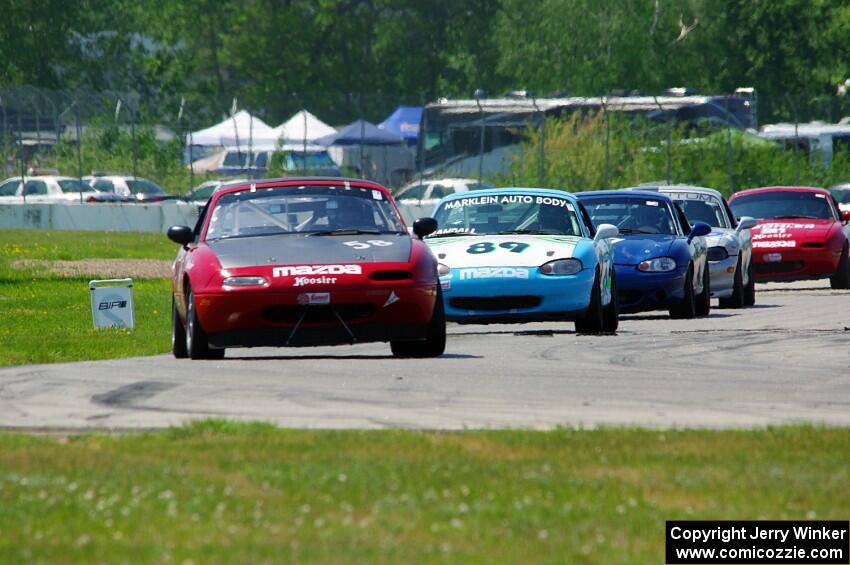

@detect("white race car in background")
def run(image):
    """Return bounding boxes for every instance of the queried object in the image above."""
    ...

[642,185,757,308]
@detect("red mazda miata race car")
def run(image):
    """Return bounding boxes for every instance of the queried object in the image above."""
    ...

[728,186,850,287]
[167,178,445,359]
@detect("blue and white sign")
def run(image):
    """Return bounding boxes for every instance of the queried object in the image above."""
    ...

[90,278,135,329]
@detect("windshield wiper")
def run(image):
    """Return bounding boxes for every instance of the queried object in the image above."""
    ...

[617,227,659,234]
[308,228,383,236]
[427,232,480,238]
[772,215,820,220]
[497,229,566,235]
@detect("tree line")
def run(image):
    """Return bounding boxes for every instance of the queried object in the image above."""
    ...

[2,0,849,126]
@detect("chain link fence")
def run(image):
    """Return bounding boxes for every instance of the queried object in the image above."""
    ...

[3,85,850,200]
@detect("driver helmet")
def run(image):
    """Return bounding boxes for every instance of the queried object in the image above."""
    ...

[327,198,375,229]
[538,204,570,232]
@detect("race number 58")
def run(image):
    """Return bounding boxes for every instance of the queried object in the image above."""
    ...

[343,240,394,250]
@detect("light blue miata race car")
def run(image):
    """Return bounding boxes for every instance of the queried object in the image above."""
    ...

[424,188,621,333]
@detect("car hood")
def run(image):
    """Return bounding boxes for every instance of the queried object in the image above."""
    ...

[207,233,412,268]
[611,234,675,265]
[426,234,584,267]
[750,219,835,246]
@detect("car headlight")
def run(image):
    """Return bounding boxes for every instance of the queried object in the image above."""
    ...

[437,263,450,276]
[539,258,582,275]
[707,246,729,262]
[222,276,268,287]
[637,257,677,272]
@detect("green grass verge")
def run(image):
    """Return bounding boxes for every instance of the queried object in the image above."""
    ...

[0,423,847,563]
[0,277,171,365]
[0,229,176,262]
[0,229,175,366]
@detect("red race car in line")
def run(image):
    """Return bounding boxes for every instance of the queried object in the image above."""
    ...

[728,186,850,288]
[167,178,445,359]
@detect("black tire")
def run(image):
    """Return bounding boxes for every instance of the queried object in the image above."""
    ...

[718,257,745,309]
[185,286,225,360]
[575,270,604,334]
[743,260,756,307]
[829,243,850,289]
[172,297,188,359]
[669,264,697,319]
[391,286,446,357]
[602,269,619,333]
[695,263,711,317]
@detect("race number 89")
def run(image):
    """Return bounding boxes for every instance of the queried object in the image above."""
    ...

[466,241,529,254]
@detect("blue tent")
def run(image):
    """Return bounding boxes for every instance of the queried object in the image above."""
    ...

[378,106,422,146]
[314,120,403,146]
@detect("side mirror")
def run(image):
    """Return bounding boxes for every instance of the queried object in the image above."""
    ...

[594,223,619,241]
[412,217,438,239]
[689,222,712,240]
[736,216,757,232]
[167,225,194,245]
[842,209,850,223]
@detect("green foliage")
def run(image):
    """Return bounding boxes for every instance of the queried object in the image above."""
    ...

[509,113,850,195]
[45,123,214,195]
[5,0,849,126]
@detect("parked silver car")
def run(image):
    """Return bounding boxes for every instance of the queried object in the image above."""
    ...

[640,185,757,308]
[182,179,248,211]
[85,174,177,202]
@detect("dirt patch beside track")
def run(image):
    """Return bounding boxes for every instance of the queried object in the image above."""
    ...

[12,259,172,279]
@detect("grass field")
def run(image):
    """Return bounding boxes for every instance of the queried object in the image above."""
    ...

[0,229,175,366]
[0,422,847,563]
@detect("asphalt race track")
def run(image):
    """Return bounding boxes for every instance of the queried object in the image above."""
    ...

[1,280,848,431]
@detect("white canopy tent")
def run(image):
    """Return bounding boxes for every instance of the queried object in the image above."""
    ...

[271,110,336,144]
[187,110,278,146]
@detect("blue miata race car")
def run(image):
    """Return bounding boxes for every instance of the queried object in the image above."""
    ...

[425,188,621,333]
[577,190,712,318]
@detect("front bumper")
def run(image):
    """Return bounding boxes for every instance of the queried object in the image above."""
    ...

[440,266,595,323]
[751,247,840,282]
[195,283,437,348]
[615,264,688,313]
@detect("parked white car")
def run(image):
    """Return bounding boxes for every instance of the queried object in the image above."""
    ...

[642,184,758,308]
[829,184,850,214]
[394,178,494,223]
[0,175,123,203]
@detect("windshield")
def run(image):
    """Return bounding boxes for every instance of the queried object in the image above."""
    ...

[583,197,678,235]
[430,193,583,237]
[58,179,94,193]
[223,151,247,167]
[283,151,336,171]
[668,193,729,228]
[126,179,165,195]
[206,185,406,240]
[0,179,20,196]
[730,191,835,220]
